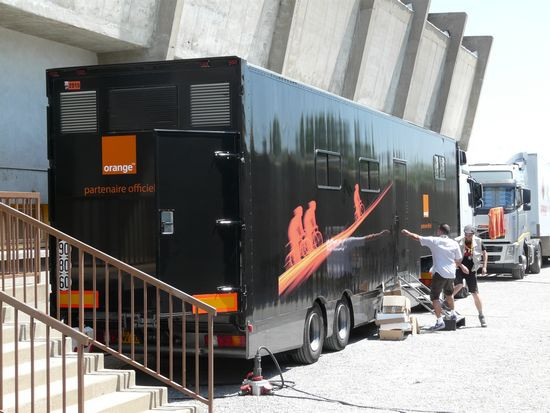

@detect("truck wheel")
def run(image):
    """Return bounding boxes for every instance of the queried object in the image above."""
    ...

[529,245,542,274]
[511,264,525,279]
[292,303,325,364]
[324,299,351,351]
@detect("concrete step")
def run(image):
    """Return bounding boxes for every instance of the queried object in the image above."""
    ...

[2,367,145,412]
[2,352,103,394]
[51,385,170,413]
[1,337,69,367]
[1,279,50,315]
[143,405,201,413]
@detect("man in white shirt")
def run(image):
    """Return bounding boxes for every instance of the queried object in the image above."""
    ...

[401,224,469,330]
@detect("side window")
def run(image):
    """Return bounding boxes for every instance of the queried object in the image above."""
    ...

[433,155,446,180]
[316,150,342,190]
[359,157,380,192]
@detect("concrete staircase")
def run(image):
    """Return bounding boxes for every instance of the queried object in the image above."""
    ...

[1,273,198,413]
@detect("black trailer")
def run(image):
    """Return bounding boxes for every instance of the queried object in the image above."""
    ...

[47,57,460,361]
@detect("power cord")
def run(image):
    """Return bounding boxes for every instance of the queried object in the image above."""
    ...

[254,346,448,412]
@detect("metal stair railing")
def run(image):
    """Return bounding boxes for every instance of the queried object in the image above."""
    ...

[0,289,91,413]
[0,199,217,412]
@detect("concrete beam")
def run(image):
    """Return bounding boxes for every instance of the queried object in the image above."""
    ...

[341,0,375,100]
[459,36,493,150]
[391,0,430,118]
[266,0,296,73]
[99,0,180,64]
[427,12,467,134]
[0,0,159,52]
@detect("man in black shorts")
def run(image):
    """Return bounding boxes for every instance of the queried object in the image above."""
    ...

[453,225,488,327]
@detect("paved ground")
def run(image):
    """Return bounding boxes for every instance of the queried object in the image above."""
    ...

[159,265,550,412]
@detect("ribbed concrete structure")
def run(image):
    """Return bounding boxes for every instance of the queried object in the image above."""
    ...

[0,0,492,202]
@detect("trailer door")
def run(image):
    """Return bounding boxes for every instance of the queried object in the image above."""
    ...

[155,130,241,294]
[393,159,409,276]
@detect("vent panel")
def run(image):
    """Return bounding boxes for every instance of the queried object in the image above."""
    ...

[108,86,178,131]
[190,83,231,127]
[60,91,97,133]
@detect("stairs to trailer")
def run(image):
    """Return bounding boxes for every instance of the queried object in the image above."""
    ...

[1,193,213,412]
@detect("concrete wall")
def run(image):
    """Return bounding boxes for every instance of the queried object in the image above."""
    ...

[347,0,412,112]
[403,22,448,129]
[440,46,477,139]
[0,0,159,52]
[281,0,359,95]
[173,0,280,67]
[0,26,97,201]
[0,0,492,200]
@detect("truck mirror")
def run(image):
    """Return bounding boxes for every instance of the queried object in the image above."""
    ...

[459,150,467,166]
[522,188,531,204]
[473,182,483,208]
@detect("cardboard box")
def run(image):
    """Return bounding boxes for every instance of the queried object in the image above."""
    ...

[379,329,405,341]
[375,312,410,325]
[383,288,402,296]
[410,316,419,335]
[379,322,412,331]
[382,295,411,313]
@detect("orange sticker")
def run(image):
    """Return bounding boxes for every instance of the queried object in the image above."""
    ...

[422,194,429,218]
[102,135,137,175]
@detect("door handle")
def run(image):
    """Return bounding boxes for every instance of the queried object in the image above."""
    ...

[160,210,174,235]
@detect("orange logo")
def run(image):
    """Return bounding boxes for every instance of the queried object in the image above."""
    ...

[102,135,137,175]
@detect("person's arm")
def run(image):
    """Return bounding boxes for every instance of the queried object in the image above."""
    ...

[401,229,421,242]
[481,250,488,275]
[455,259,469,274]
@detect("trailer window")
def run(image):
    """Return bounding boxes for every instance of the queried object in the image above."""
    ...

[316,150,341,190]
[433,155,446,180]
[359,158,380,192]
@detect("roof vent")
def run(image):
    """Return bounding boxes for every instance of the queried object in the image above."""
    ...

[60,91,97,133]
[190,83,231,127]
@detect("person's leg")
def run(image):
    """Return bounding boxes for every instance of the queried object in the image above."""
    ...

[472,292,483,314]
[432,298,442,319]
[443,279,455,312]
[430,274,444,322]
[452,283,463,297]
[453,268,464,297]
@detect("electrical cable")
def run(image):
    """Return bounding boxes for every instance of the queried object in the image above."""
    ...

[254,345,450,412]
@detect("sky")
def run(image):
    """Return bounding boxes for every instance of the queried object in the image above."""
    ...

[429,0,550,164]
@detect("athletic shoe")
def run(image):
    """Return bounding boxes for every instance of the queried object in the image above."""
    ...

[432,320,445,331]
[450,313,458,321]
[479,315,487,328]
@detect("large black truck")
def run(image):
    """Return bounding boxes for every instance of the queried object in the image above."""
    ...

[47,57,461,362]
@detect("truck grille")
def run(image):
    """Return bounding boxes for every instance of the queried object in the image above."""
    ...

[487,255,499,262]
[190,83,231,127]
[60,91,97,133]
[485,245,503,253]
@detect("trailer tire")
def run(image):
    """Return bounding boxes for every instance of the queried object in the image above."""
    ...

[292,304,325,364]
[529,244,542,274]
[324,299,351,351]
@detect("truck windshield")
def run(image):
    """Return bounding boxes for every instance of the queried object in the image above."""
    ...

[481,187,515,209]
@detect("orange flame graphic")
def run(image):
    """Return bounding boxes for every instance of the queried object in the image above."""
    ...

[278,182,393,296]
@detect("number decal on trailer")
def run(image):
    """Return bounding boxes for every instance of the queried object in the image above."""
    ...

[58,240,70,291]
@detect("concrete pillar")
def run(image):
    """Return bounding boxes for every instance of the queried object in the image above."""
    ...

[98,0,179,64]
[341,0,375,100]
[427,12,467,134]
[459,36,493,150]
[267,0,296,73]
[391,0,430,118]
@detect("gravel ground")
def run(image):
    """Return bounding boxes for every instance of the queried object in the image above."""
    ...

[164,265,550,412]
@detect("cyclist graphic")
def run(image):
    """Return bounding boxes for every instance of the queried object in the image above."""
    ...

[354,184,365,221]
[304,200,323,251]
[286,206,307,269]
